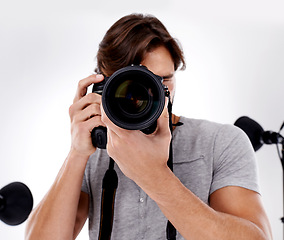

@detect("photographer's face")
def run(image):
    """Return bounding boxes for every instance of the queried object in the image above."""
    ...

[141,46,176,101]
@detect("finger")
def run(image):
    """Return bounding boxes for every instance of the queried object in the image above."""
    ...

[105,125,116,150]
[73,74,104,103]
[84,115,106,133]
[156,98,171,137]
[70,93,101,118]
[73,103,102,123]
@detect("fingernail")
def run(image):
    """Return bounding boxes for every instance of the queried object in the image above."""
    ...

[96,74,104,80]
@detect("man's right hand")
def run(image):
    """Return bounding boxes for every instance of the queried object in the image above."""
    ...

[69,74,105,157]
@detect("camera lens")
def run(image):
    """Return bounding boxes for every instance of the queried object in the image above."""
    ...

[115,80,153,118]
[102,65,165,131]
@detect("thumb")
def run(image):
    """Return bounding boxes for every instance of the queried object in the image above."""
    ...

[156,98,171,137]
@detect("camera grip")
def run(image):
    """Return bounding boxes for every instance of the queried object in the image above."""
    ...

[91,126,107,149]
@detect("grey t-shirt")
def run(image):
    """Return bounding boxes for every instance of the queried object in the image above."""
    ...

[81,116,259,239]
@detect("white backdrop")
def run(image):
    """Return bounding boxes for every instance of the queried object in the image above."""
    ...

[0,0,283,239]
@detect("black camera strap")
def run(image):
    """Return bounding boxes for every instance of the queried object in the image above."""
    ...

[98,157,118,240]
[98,94,177,240]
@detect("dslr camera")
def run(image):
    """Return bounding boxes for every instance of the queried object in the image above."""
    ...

[91,65,168,149]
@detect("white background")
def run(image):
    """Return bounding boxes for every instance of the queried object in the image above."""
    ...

[0,0,283,239]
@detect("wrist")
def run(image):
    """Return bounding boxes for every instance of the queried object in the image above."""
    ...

[70,145,94,157]
[67,148,91,168]
[136,165,175,200]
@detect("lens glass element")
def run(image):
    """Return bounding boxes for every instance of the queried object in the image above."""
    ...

[102,66,165,130]
[115,80,153,118]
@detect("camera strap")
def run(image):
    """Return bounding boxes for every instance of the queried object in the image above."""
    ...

[98,94,177,240]
[98,157,118,240]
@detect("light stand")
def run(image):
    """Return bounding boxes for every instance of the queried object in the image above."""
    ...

[280,142,284,229]
[276,126,284,232]
[234,116,284,239]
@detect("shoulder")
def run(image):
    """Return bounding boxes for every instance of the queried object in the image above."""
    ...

[175,116,249,146]
[173,116,256,170]
[177,116,250,142]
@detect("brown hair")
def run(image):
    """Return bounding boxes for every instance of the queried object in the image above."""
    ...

[95,13,186,76]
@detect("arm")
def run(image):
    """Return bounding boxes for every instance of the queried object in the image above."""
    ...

[25,151,89,240]
[25,74,105,240]
[210,186,273,239]
[142,169,272,240]
[74,191,89,239]
[101,108,272,240]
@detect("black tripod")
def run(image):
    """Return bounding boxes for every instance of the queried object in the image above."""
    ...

[278,140,284,237]
[273,122,284,239]
[234,117,284,239]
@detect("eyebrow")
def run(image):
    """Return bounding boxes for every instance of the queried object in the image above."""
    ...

[162,73,174,79]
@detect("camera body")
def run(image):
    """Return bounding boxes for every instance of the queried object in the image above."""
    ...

[91,65,167,149]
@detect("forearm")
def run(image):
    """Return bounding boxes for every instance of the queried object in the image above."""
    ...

[139,167,269,240]
[25,150,89,240]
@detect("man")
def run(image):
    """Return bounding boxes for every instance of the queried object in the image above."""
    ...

[25,14,272,240]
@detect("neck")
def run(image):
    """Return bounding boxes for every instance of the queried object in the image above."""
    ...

[172,114,180,131]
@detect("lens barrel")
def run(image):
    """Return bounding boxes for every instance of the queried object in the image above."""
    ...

[98,65,165,131]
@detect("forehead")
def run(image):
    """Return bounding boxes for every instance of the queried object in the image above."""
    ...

[141,46,175,77]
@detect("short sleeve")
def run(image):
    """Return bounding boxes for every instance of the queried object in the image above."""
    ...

[210,124,260,195]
